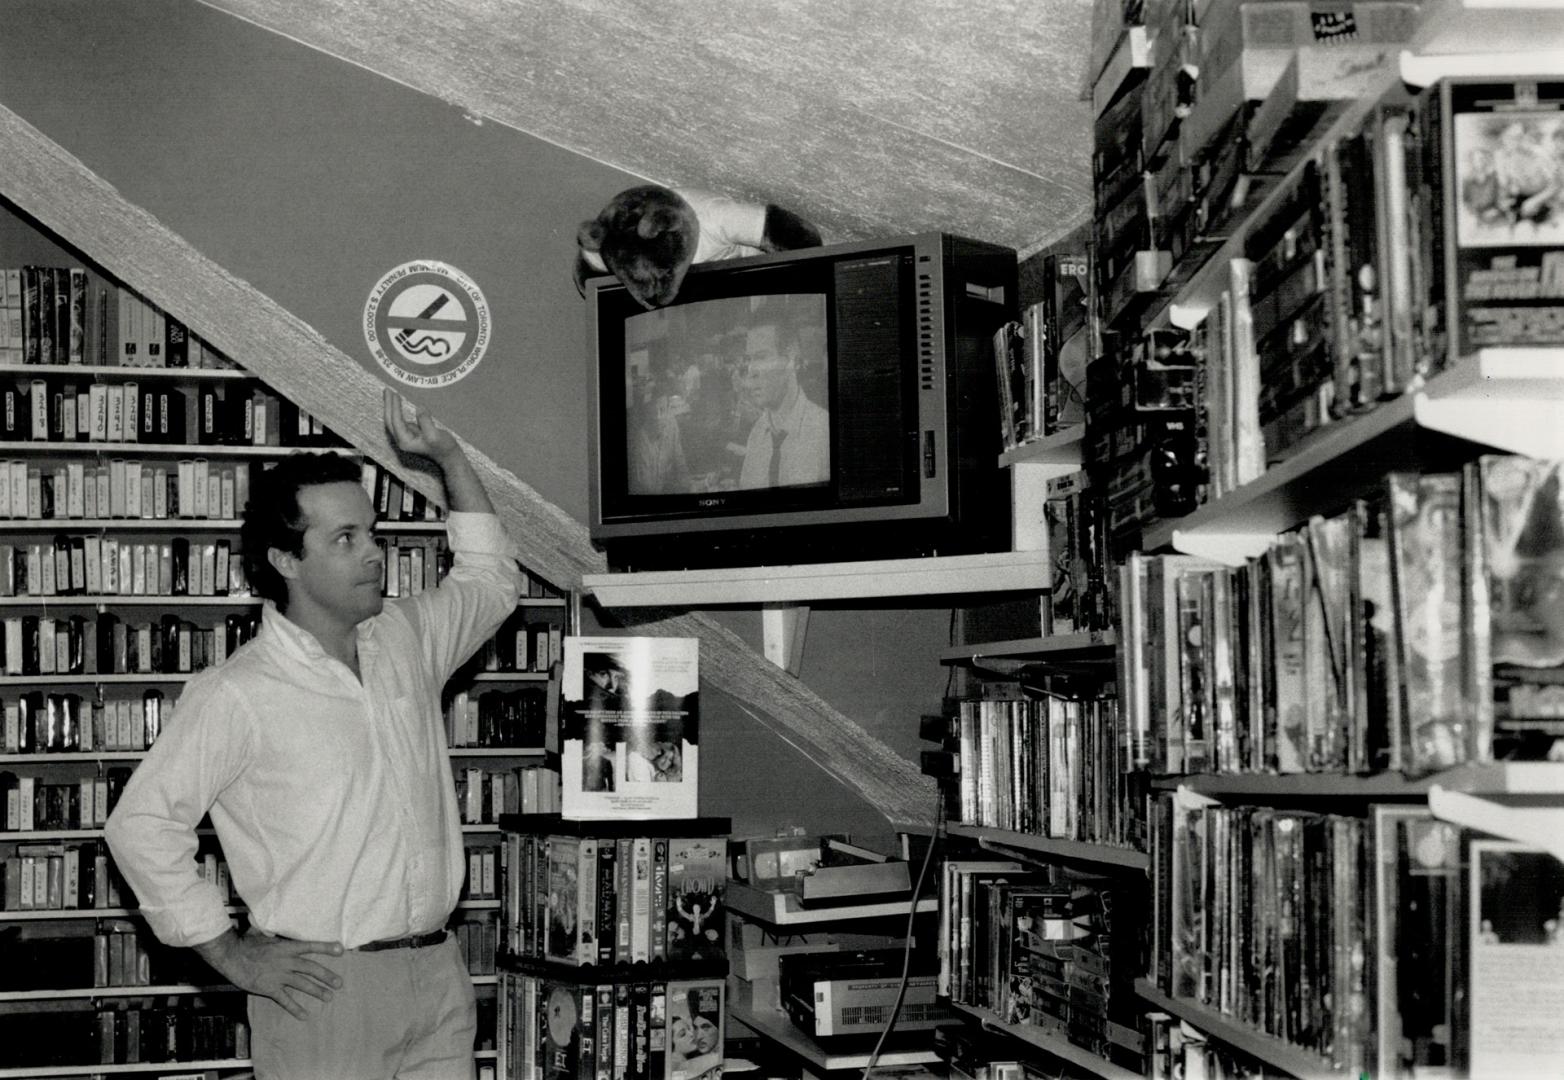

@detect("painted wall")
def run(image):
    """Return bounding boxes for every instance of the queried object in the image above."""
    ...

[0,0,959,839]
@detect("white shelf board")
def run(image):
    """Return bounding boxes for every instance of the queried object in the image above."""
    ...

[0,673,195,685]
[939,630,1117,664]
[0,905,246,922]
[728,1000,941,1070]
[0,750,148,763]
[584,550,1048,607]
[0,982,237,1002]
[1145,351,1564,564]
[1412,348,1564,460]
[0,1059,252,1078]
[1135,980,1348,1079]
[949,1002,1143,1080]
[726,880,936,926]
[0,362,251,382]
[999,426,1084,469]
[0,594,258,607]
[947,824,1149,872]
[0,907,139,921]
[447,746,546,758]
[0,518,243,531]
[0,440,309,458]
[1401,49,1564,86]
[1151,761,1564,798]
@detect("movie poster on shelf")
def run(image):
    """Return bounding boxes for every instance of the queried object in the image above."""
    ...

[665,978,724,1080]
[1444,80,1564,353]
[561,636,699,820]
[1467,838,1564,1077]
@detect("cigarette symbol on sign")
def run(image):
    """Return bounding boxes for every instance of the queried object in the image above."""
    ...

[394,293,454,357]
[367,261,489,388]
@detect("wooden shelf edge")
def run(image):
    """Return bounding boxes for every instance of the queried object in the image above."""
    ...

[1134,980,1349,1079]
[948,1002,1143,1080]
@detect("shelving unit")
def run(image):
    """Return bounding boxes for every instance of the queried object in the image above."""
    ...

[0,1059,252,1078]
[494,815,731,1080]
[727,998,943,1073]
[1152,762,1564,799]
[0,984,237,1003]
[948,1002,1144,1080]
[725,874,944,1075]
[1143,351,1564,563]
[582,549,1050,608]
[938,629,1116,665]
[946,824,1149,873]
[725,879,937,926]
[0,218,568,1078]
[1134,981,1349,1080]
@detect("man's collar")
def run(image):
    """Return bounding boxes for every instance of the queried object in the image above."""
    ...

[260,601,378,665]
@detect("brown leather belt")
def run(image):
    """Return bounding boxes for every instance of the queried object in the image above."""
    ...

[357,929,448,952]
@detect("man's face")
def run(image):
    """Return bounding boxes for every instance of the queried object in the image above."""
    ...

[739,325,794,412]
[276,481,384,625]
[692,1015,719,1054]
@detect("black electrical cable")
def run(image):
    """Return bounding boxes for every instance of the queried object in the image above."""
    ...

[860,785,947,1079]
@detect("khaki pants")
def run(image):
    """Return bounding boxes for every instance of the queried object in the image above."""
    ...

[248,934,476,1080]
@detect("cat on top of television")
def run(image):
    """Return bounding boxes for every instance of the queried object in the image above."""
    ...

[574,185,822,309]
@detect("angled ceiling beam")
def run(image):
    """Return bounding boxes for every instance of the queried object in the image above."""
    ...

[0,102,937,826]
[202,0,1094,256]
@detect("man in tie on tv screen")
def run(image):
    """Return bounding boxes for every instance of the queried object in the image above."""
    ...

[105,389,522,1079]
[736,318,830,489]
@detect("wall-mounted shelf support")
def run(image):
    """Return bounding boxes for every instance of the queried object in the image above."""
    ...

[761,603,809,675]
[1002,426,1084,554]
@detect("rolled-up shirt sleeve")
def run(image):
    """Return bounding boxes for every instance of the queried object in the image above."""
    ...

[104,675,252,948]
[403,510,525,684]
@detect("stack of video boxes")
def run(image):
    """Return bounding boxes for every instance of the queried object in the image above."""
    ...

[1085,326,1206,556]
[1085,0,1426,529]
[1167,0,1421,278]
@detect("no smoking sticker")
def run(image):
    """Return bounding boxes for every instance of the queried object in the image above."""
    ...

[364,261,490,388]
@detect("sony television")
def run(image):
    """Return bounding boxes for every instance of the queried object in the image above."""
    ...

[585,232,1018,571]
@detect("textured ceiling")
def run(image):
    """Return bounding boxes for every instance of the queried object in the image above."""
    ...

[203,0,1096,257]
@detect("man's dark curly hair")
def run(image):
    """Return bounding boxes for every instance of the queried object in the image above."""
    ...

[241,452,365,611]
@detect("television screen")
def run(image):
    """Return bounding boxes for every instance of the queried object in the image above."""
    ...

[588,233,1017,569]
[623,294,831,497]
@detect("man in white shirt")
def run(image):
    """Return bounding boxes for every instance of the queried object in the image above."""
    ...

[736,322,829,489]
[105,389,522,1079]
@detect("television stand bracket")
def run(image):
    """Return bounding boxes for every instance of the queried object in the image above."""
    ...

[762,603,810,676]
